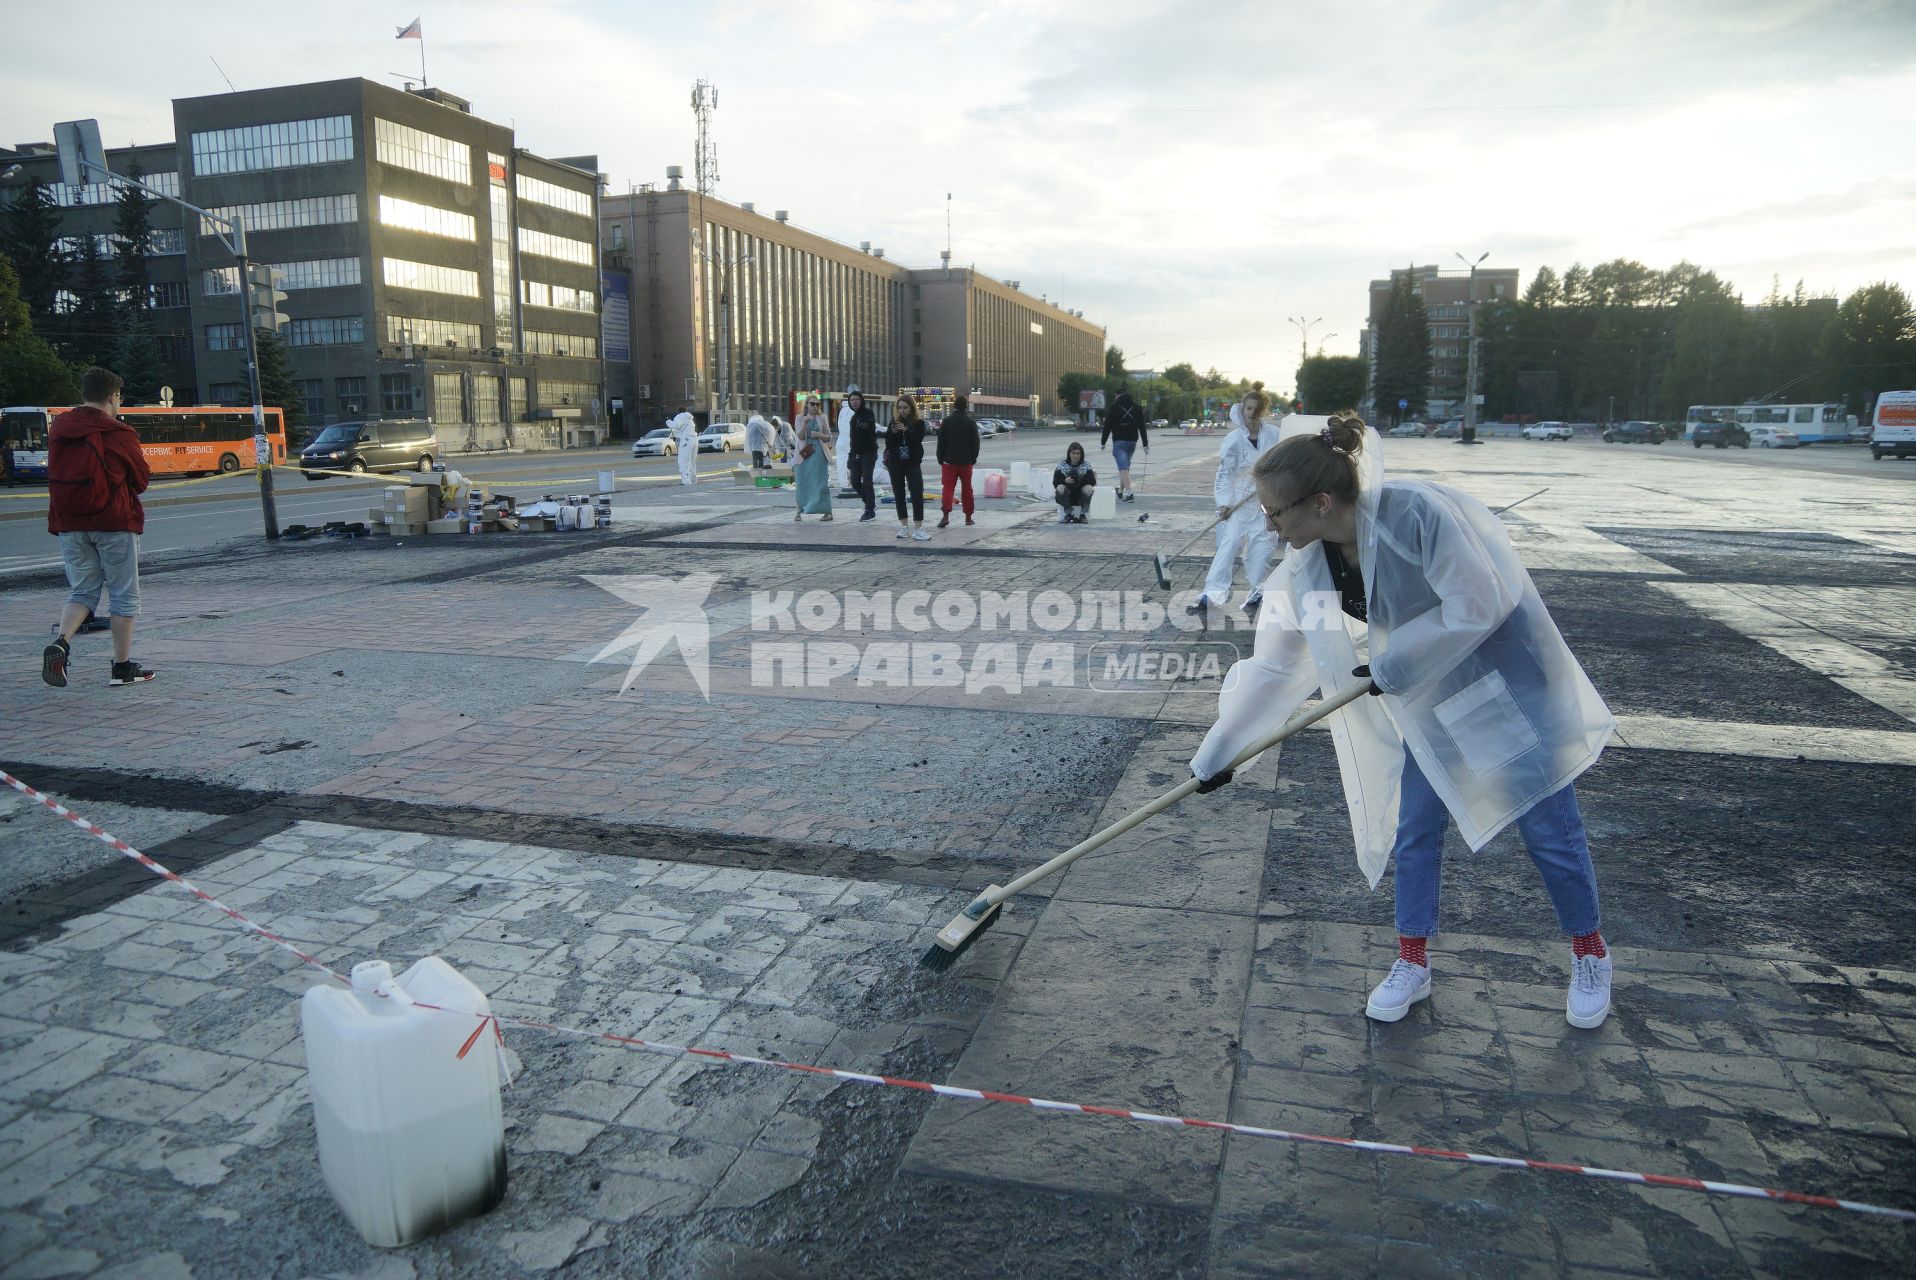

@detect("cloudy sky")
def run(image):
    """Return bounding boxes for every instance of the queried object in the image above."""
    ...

[7,0,1914,385]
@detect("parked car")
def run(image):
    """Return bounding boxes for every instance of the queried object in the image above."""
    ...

[1177,419,1199,431]
[632,428,677,458]
[1522,421,1572,441]
[300,419,439,479]
[1748,426,1800,449]
[1386,422,1426,438]
[1691,422,1749,449]
[697,420,747,452]
[1148,418,1169,429]
[1602,421,1664,445]
[1869,391,1916,459]
[1433,418,1464,438]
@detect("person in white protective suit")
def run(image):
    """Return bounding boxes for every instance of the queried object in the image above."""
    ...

[669,403,700,485]
[1189,411,1619,1030]
[834,385,858,490]
[1190,381,1281,618]
[744,411,773,469]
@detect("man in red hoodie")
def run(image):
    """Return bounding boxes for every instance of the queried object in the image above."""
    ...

[42,366,156,688]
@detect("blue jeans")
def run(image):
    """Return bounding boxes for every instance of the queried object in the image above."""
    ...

[1111,439,1136,473]
[1393,744,1600,938]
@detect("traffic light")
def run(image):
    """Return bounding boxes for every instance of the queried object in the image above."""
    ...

[246,262,288,334]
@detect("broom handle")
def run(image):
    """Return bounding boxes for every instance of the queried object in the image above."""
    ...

[1166,492,1257,560]
[978,678,1375,909]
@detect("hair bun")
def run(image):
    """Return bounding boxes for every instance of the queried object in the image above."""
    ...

[1250,380,1265,392]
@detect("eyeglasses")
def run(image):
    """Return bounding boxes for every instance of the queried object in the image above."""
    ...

[1260,496,1304,520]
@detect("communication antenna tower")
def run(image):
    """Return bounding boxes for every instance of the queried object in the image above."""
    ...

[691,80,719,198]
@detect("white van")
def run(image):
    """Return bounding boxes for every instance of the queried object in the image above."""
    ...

[1871,391,1916,460]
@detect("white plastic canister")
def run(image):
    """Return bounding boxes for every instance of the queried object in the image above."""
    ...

[300,957,507,1247]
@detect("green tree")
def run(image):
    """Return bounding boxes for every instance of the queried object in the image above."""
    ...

[1105,345,1127,378]
[1372,271,1431,423]
[58,234,119,369]
[111,166,154,321]
[1817,282,1916,411]
[253,327,303,433]
[1,176,66,333]
[0,256,80,406]
[112,311,168,404]
[1161,361,1200,393]
[1660,272,1744,413]
[1295,355,1367,414]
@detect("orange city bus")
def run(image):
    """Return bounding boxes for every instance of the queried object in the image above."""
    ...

[0,404,287,482]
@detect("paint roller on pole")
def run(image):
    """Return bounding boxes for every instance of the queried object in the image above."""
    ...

[1152,491,1257,590]
[922,678,1375,969]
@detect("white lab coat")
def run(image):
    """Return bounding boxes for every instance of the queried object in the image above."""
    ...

[1191,418,1615,887]
[670,412,700,484]
[1201,403,1280,607]
[745,414,772,459]
[834,403,854,488]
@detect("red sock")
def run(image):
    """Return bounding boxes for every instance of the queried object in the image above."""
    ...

[1572,931,1607,959]
[1398,936,1428,967]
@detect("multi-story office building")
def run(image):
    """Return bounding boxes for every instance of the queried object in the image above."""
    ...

[1359,263,1520,418]
[0,140,195,392]
[600,180,1104,430]
[174,79,603,447]
[2,79,604,448]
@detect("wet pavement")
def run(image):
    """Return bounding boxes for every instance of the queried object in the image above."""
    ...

[1,432,1913,1276]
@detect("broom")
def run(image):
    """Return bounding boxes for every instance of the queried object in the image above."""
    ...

[1152,492,1256,590]
[921,678,1375,969]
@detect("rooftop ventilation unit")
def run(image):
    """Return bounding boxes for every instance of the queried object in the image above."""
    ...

[873,248,885,259]
[774,210,788,223]
[665,165,683,191]
[740,202,754,212]
[859,241,871,253]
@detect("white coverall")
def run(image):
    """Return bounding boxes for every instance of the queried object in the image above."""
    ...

[670,411,699,485]
[834,402,854,489]
[1190,418,1616,886]
[745,414,772,465]
[1200,402,1280,608]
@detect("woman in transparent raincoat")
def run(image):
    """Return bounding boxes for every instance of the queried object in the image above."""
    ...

[1189,412,1619,1029]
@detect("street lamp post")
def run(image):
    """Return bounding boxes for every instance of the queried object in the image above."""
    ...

[1288,316,1322,367]
[710,249,754,420]
[1455,251,1488,443]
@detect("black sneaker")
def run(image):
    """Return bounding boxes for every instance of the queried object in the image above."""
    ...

[42,639,69,688]
[859,510,877,522]
[110,660,157,686]
[1185,599,1208,617]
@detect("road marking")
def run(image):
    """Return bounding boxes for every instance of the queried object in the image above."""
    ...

[1653,581,1916,724]
[1611,715,1916,765]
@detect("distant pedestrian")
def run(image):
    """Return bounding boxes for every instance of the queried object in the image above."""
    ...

[885,394,930,540]
[771,415,797,463]
[835,384,859,491]
[1100,388,1150,502]
[670,402,700,485]
[745,411,773,469]
[41,366,155,688]
[844,389,879,521]
[1053,441,1096,523]
[936,393,981,529]
[1192,382,1280,618]
[792,396,834,521]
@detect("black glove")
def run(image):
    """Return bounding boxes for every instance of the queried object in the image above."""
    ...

[1352,665,1383,695]
[1194,768,1234,794]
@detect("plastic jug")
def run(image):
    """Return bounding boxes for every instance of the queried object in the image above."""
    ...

[981,470,1007,499]
[301,958,507,1248]
[1009,460,1032,490]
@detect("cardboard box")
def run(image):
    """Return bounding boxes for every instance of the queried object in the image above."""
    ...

[367,507,389,523]
[406,472,440,487]
[425,517,467,535]
[517,516,555,533]
[382,486,430,522]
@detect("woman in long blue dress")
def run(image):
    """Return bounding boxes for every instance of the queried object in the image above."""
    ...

[793,396,834,520]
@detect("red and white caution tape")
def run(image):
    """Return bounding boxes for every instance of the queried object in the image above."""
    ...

[7,767,1913,1225]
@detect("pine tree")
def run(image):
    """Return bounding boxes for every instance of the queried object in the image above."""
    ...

[112,164,153,322]
[1372,270,1431,423]
[253,327,303,434]
[2,177,67,334]
[60,233,118,369]
[112,310,168,404]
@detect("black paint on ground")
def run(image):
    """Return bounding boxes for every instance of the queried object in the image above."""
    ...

[1591,527,1916,589]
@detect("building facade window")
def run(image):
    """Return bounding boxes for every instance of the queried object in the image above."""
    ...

[514,174,592,217]
[204,257,362,295]
[385,315,482,349]
[487,153,515,352]
[148,280,189,309]
[51,171,178,207]
[377,194,476,241]
[521,281,594,312]
[373,118,471,185]
[191,118,353,176]
[199,194,358,237]
[538,380,601,420]
[516,227,593,266]
[509,376,528,422]
[471,374,501,425]
[206,382,247,405]
[379,372,418,416]
[284,316,365,347]
[157,333,192,362]
[291,379,325,421]
[146,228,184,256]
[382,257,480,298]
[205,323,243,351]
[430,372,465,424]
[523,329,597,358]
[335,376,369,416]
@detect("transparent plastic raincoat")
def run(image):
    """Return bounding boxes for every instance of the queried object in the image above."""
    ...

[1190,416,1615,887]
[1200,402,1280,607]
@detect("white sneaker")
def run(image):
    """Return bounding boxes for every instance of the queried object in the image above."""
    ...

[896,525,911,538]
[911,528,931,541]
[1567,953,1613,1029]
[1365,959,1431,1023]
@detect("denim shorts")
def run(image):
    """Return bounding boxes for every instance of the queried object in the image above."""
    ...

[1111,439,1136,471]
[59,530,141,616]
